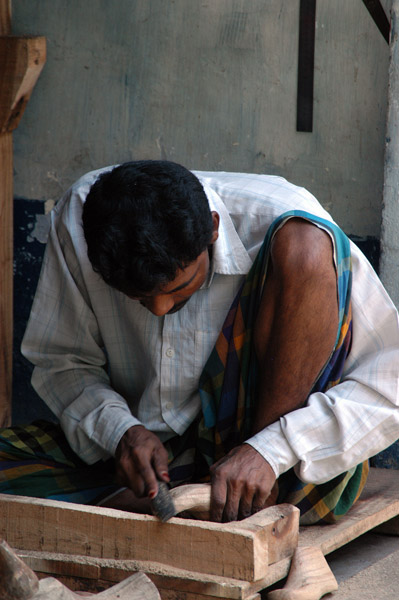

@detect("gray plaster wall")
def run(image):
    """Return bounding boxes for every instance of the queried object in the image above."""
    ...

[10,1,399,464]
[12,0,391,238]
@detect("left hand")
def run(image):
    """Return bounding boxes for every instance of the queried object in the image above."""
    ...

[209,444,277,522]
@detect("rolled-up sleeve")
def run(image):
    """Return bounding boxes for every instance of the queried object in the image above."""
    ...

[246,244,399,483]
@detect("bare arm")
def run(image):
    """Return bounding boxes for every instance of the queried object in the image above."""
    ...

[210,218,339,521]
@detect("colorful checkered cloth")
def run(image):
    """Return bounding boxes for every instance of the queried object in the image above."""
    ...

[0,210,368,522]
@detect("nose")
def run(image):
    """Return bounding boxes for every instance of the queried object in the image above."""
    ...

[144,294,175,316]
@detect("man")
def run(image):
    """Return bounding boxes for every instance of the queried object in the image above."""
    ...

[4,160,398,523]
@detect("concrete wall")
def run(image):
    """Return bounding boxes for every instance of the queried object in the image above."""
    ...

[11,0,392,424]
[12,0,391,237]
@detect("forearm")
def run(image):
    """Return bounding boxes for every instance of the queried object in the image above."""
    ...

[31,365,141,463]
[246,377,399,483]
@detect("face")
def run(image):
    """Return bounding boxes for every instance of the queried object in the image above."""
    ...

[129,211,219,317]
[129,249,210,316]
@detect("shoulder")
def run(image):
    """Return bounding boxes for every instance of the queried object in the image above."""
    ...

[192,170,329,219]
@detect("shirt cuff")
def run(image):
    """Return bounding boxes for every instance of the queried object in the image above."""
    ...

[244,420,299,478]
[80,407,143,460]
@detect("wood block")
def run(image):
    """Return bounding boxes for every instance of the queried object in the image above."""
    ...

[0,494,299,582]
[0,35,46,133]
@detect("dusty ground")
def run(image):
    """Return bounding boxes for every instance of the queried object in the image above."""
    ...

[326,531,399,599]
[262,531,399,599]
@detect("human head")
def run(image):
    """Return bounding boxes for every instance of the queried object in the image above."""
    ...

[82,160,218,299]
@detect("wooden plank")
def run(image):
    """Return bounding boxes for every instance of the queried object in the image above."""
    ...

[0,0,13,427]
[256,467,399,589]
[299,466,399,554]
[0,131,13,427]
[0,494,298,582]
[0,0,10,35]
[19,550,257,600]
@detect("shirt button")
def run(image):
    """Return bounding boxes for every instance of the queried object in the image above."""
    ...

[165,348,175,358]
[165,402,173,411]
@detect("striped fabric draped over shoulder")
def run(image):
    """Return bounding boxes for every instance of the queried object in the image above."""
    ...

[198,210,368,524]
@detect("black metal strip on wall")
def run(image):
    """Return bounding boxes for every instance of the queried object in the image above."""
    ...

[362,0,390,44]
[297,0,316,132]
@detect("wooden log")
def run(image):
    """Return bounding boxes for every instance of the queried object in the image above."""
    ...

[0,494,299,582]
[0,28,46,426]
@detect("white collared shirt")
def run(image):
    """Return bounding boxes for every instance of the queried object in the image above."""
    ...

[22,169,399,483]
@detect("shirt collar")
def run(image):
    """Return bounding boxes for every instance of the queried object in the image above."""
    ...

[200,183,252,288]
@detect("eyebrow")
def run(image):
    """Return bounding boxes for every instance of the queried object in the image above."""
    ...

[165,264,201,294]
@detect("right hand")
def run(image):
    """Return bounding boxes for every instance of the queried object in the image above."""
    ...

[115,425,170,499]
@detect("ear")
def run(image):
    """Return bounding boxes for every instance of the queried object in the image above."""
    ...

[210,211,219,244]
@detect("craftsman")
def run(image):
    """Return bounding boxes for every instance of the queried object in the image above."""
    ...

[2,161,399,524]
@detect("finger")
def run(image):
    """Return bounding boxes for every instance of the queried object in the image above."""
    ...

[238,488,254,521]
[210,471,227,522]
[115,458,146,497]
[152,445,170,483]
[223,481,242,522]
[136,459,159,499]
[251,481,275,514]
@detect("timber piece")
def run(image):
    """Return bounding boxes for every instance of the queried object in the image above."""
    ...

[1,540,161,599]
[0,494,299,581]
[0,131,13,426]
[0,539,39,600]
[32,573,160,600]
[0,36,46,133]
[298,466,399,554]
[0,0,10,33]
[255,466,399,590]
[171,485,299,566]
[18,551,256,600]
[266,546,338,600]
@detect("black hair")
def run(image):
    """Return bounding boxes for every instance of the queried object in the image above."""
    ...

[82,160,214,296]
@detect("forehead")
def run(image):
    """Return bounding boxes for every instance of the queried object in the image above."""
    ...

[160,252,205,294]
